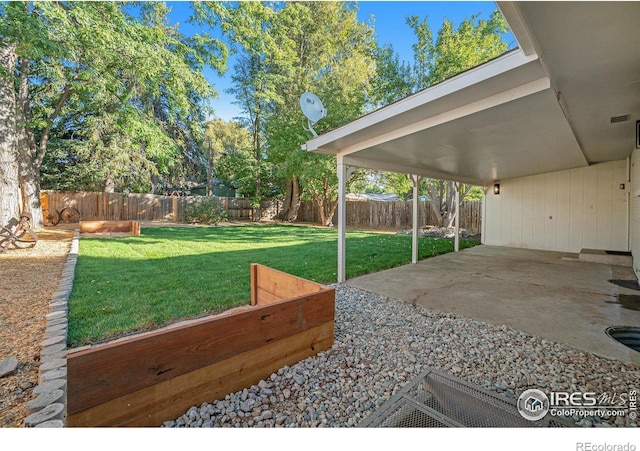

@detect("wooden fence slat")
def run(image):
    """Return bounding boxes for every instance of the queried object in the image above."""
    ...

[299,199,482,234]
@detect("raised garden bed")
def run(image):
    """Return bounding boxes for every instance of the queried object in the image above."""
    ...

[79,220,140,236]
[66,264,335,427]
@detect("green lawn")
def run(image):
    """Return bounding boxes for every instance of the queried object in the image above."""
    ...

[68,224,479,346]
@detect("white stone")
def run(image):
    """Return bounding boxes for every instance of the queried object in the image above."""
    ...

[0,356,18,378]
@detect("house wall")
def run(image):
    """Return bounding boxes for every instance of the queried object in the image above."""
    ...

[483,160,629,253]
[631,149,640,279]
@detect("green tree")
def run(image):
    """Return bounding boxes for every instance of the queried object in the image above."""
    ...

[368,43,414,109]
[223,2,289,218]
[264,1,376,225]
[427,10,508,87]
[381,172,413,200]
[0,1,62,227]
[406,15,434,92]
[203,119,253,197]
[1,2,227,227]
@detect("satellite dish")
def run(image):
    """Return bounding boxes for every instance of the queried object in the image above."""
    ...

[300,92,326,137]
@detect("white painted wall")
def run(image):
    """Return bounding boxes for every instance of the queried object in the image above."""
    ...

[631,149,640,279]
[483,160,629,253]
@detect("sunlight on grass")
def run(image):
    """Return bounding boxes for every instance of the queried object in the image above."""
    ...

[68,225,478,346]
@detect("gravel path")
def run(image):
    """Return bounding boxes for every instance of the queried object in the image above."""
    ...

[163,284,639,428]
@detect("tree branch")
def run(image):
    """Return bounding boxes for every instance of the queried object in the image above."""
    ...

[37,83,74,165]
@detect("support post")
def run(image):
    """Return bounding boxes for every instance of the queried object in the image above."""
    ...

[410,175,422,264]
[454,182,460,252]
[337,156,347,283]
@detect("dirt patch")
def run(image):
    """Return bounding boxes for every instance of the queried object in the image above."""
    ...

[0,227,74,427]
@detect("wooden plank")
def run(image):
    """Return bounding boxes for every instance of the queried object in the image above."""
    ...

[255,264,327,303]
[79,220,138,233]
[67,289,334,415]
[250,263,258,306]
[67,321,334,427]
[256,287,287,305]
[40,192,49,211]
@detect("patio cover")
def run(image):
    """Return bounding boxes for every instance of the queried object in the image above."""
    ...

[302,2,640,282]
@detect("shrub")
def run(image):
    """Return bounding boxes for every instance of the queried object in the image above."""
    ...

[182,197,228,225]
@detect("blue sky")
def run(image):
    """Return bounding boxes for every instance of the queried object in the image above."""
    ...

[167,1,512,121]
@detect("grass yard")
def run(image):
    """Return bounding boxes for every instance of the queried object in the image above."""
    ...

[68,224,479,346]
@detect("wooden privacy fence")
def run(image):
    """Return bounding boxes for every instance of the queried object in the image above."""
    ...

[42,191,481,233]
[66,264,335,427]
[298,200,482,234]
[42,192,281,222]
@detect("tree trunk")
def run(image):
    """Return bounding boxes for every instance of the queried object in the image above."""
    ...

[105,173,115,193]
[327,201,338,227]
[150,173,160,194]
[207,142,213,196]
[0,41,21,228]
[429,183,443,226]
[443,182,473,228]
[317,199,327,227]
[310,178,336,227]
[16,57,45,228]
[282,176,301,222]
[253,169,261,222]
[322,179,335,227]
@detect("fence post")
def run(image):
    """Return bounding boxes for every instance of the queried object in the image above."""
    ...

[172,197,178,223]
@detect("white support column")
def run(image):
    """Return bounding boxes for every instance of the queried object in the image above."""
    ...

[454,182,460,253]
[337,156,348,283]
[410,174,421,264]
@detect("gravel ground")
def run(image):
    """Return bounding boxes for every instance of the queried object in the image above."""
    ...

[0,228,73,427]
[164,284,639,428]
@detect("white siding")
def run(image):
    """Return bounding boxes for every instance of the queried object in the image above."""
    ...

[631,150,640,279]
[483,160,629,253]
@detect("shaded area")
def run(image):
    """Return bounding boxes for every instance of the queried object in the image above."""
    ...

[608,279,640,292]
[617,295,640,312]
[347,245,640,364]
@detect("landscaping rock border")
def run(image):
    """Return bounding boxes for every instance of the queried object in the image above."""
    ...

[397,226,470,239]
[24,230,78,427]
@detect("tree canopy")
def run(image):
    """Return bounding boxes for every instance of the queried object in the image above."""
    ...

[1,1,509,228]
[0,1,227,226]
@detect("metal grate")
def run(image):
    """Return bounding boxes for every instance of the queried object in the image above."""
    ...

[359,368,575,428]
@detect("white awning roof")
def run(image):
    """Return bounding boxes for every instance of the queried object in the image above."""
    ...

[303,1,640,185]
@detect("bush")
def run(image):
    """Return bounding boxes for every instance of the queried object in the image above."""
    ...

[182,197,228,225]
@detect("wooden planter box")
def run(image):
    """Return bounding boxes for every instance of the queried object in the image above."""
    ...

[66,264,335,427]
[79,220,140,236]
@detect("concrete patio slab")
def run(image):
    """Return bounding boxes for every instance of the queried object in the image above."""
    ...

[347,245,640,365]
